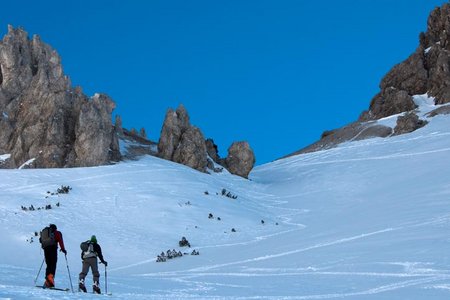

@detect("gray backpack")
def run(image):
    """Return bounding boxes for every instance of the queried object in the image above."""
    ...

[80,241,96,259]
[40,227,56,248]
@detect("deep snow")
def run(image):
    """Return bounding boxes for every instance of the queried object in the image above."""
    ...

[2,101,450,299]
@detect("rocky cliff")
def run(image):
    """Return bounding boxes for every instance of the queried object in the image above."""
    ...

[158,104,255,178]
[0,25,120,168]
[285,3,450,157]
[360,2,450,120]
[0,26,254,178]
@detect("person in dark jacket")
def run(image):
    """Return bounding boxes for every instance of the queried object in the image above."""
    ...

[39,224,67,288]
[78,235,108,294]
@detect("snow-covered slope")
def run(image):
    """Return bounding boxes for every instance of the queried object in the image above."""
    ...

[2,106,450,299]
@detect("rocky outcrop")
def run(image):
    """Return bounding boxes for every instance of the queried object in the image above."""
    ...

[223,142,255,179]
[73,93,119,166]
[172,127,208,172]
[393,112,428,135]
[361,89,416,121]
[119,127,157,160]
[0,25,120,168]
[285,122,392,156]
[158,105,255,177]
[361,3,450,120]
[115,115,123,136]
[0,25,254,175]
[158,104,207,172]
[426,105,450,117]
[205,138,220,163]
[284,3,450,160]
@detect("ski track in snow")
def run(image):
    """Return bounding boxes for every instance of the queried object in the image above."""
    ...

[3,116,450,299]
[132,210,450,299]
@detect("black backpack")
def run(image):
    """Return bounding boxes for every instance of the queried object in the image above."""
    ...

[40,227,56,248]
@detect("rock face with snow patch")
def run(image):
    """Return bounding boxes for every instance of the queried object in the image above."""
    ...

[284,3,450,159]
[0,25,120,168]
[284,122,392,156]
[361,89,416,121]
[205,138,220,163]
[361,3,450,120]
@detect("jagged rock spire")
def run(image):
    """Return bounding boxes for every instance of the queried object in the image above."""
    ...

[0,25,120,168]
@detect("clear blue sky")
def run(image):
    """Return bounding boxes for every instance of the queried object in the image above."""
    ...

[0,0,447,165]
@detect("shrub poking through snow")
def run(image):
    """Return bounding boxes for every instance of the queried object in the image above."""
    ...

[21,203,59,211]
[179,237,191,247]
[231,228,236,232]
[47,185,72,197]
[156,254,166,262]
[156,239,200,262]
[221,188,238,199]
[156,249,184,262]
[208,213,214,219]
[57,185,72,194]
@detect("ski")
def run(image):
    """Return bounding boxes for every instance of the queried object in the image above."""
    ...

[36,285,70,291]
[79,291,112,296]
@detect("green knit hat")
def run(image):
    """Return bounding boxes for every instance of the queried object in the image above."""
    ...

[90,235,97,243]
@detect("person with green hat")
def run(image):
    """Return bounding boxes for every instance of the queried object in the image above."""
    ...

[78,235,107,294]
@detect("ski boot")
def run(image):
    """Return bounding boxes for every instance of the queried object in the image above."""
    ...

[78,279,87,293]
[93,281,101,294]
[44,274,54,288]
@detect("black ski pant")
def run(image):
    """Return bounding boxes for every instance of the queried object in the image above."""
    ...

[44,245,58,278]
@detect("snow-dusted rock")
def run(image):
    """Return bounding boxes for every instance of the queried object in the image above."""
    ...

[393,112,428,135]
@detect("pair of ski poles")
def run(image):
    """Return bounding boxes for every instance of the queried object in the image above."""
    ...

[34,254,74,293]
[35,255,108,294]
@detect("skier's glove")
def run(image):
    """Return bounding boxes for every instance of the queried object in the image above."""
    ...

[102,261,108,267]
[61,249,67,255]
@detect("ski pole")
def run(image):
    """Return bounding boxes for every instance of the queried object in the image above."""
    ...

[105,264,108,295]
[64,254,74,293]
[34,258,45,285]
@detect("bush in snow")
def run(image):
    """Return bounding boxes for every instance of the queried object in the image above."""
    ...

[221,188,238,199]
[21,202,60,211]
[57,185,72,194]
[46,185,72,197]
[156,249,184,262]
[156,252,168,262]
[208,213,214,219]
[156,248,200,262]
[179,237,191,247]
